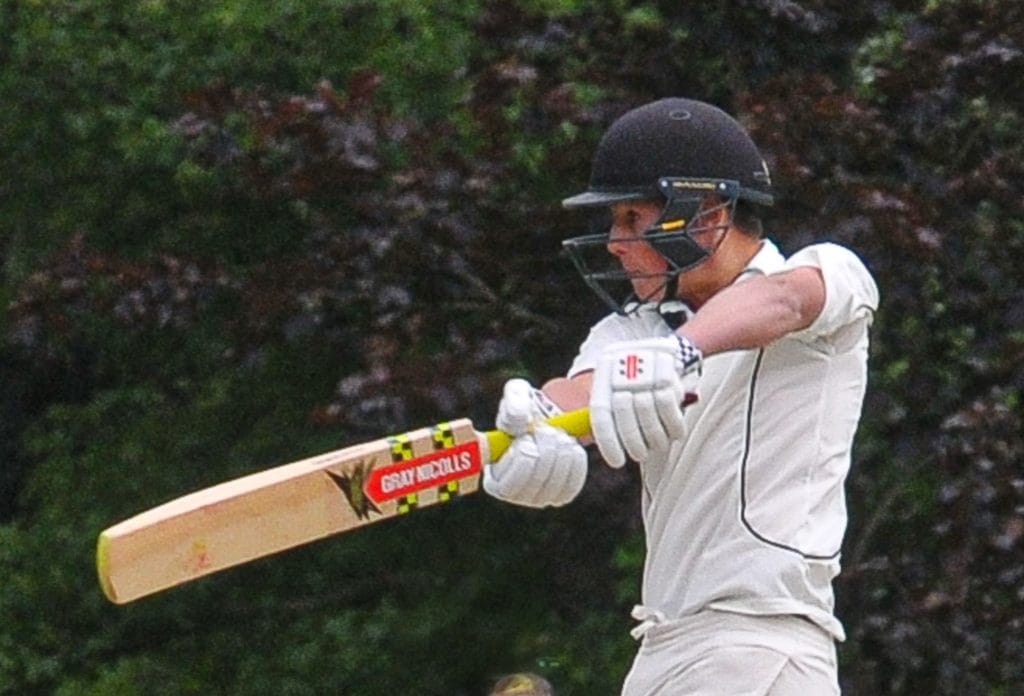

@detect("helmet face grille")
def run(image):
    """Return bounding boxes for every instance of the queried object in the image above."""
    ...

[562,98,773,209]
[562,180,739,315]
[562,232,673,313]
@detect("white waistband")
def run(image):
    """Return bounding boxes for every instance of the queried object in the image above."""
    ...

[628,604,836,645]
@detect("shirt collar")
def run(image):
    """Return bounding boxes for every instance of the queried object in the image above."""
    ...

[736,239,786,281]
[638,239,786,324]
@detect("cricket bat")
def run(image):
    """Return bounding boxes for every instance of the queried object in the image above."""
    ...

[96,408,591,604]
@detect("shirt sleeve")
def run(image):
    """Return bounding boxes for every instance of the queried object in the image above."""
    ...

[567,308,674,377]
[784,243,880,340]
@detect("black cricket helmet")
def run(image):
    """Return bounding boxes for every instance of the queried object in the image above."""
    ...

[561,98,774,314]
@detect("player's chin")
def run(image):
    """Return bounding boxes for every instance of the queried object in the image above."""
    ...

[632,280,667,304]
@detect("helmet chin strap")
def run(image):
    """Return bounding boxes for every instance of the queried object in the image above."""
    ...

[657,297,690,329]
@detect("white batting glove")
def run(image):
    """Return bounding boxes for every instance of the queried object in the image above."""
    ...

[590,336,702,468]
[494,378,562,438]
[483,379,587,508]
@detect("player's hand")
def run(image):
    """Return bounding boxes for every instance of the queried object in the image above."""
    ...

[483,379,587,508]
[590,335,702,468]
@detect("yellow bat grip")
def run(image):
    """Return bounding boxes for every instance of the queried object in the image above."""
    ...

[483,407,592,463]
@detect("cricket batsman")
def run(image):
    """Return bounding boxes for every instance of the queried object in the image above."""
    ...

[482,98,879,694]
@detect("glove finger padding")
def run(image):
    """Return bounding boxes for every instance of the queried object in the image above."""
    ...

[534,424,587,505]
[590,352,627,468]
[613,390,650,464]
[633,390,669,455]
[484,435,540,499]
[483,424,587,508]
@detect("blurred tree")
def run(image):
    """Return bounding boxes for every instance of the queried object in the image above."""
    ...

[1,0,1022,694]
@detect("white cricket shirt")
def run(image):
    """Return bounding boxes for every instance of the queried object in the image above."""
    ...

[568,240,879,641]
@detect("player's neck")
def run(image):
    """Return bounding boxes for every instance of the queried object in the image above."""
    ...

[677,231,762,309]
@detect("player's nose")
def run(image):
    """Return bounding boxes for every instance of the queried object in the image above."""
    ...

[606,227,631,257]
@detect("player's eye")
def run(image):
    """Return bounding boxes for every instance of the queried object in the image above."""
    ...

[609,209,643,235]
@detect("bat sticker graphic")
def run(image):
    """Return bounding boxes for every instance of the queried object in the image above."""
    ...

[326,463,381,520]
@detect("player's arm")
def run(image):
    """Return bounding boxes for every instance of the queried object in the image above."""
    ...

[542,374,593,411]
[679,266,826,355]
[539,267,825,411]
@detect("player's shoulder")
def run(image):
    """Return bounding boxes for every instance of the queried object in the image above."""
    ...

[784,241,871,274]
[777,241,879,341]
[589,304,671,335]
[783,241,879,308]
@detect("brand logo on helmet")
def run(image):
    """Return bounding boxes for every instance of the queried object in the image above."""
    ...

[670,180,720,192]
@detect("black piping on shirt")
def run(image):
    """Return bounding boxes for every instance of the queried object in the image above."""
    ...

[739,348,842,561]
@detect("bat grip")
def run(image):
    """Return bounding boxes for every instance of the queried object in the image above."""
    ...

[484,407,592,462]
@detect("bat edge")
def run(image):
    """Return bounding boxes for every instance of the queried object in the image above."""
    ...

[96,531,121,604]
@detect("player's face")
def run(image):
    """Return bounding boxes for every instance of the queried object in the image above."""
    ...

[672,203,734,304]
[606,201,670,302]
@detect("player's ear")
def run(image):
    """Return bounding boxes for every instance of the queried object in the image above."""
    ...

[698,195,731,228]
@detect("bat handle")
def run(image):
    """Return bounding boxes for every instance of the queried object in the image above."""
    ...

[483,407,592,463]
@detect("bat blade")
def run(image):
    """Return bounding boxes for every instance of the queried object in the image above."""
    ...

[97,409,590,604]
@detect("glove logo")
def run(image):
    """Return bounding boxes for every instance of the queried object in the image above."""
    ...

[620,354,643,381]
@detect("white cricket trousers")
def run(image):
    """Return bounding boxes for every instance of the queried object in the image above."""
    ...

[620,610,840,696]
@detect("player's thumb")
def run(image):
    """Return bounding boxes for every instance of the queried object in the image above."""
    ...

[496,378,535,436]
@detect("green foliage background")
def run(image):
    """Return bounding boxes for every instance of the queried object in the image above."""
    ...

[2,1,1022,694]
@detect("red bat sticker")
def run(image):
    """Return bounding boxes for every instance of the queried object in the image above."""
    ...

[365,442,482,506]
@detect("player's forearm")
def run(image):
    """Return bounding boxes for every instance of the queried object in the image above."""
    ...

[542,374,593,411]
[679,267,825,356]
[542,375,595,445]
